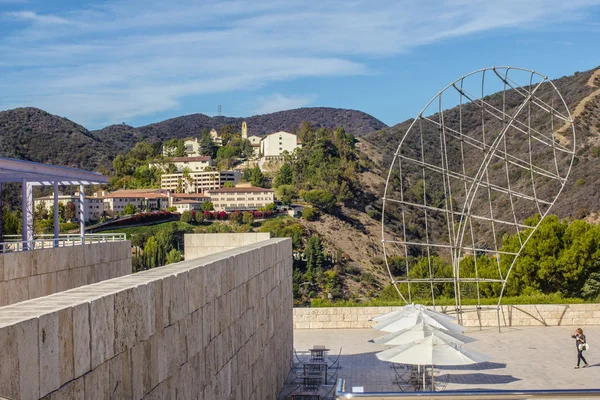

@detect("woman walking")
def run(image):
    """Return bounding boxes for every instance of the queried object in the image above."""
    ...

[571,328,589,369]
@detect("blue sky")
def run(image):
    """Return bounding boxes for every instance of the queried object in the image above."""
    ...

[1,0,599,130]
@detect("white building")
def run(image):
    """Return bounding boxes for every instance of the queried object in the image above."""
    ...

[161,170,241,194]
[171,156,213,172]
[210,129,223,146]
[184,138,200,156]
[247,135,262,158]
[97,189,171,216]
[206,187,274,211]
[35,193,105,222]
[260,131,300,160]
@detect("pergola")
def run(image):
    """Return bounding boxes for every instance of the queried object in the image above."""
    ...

[0,156,108,249]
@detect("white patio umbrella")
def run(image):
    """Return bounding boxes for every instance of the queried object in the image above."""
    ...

[372,303,456,323]
[376,334,489,365]
[373,310,465,333]
[376,334,490,391]
[370,321,474,346]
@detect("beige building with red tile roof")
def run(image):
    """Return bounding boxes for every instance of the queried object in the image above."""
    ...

[206,187,274,211]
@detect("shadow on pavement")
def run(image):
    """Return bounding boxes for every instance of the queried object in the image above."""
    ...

[441,373,520,385]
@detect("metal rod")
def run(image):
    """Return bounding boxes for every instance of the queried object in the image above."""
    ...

[336,379,600,399]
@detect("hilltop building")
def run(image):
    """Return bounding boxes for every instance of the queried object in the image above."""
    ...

[260,131,301,161]
[184,138,200,156]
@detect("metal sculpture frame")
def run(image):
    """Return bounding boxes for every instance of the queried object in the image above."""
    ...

[381,67,575,326]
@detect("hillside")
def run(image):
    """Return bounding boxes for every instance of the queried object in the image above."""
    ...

[111,107,387,144]
[0,107,117,170]
[0,107,386,171]
[363,67,600,221]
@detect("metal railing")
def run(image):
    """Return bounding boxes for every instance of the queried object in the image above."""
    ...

[0,233,127,253]
[335,379,600,399]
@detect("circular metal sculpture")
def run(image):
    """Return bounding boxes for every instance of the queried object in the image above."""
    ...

[381,67,575,322]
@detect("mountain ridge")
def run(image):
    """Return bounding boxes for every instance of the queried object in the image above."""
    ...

[0,106,387,170]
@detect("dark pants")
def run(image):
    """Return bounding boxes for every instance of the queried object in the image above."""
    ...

[577,348,588,367]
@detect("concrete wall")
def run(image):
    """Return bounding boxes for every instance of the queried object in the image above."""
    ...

[0,241,131,307]
[0,238,293,400]
[184,233,271,260]
[293,304,600,329]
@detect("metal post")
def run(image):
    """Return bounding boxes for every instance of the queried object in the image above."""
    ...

[53,181,59,248]
[0,182,4,249]
[79,184,85,244]
[21,179,34,250]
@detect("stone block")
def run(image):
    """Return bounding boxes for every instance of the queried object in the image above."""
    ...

[114,287,141,354]
[170,271,189,324]
[6,276,30,305]
[15,317,40,400]
[90,294,115,369]
[0,325,19,399]
[3,251,32,281]
[187,267,203,313]
[83,362,110,400]
[39,311,60,397]
[131,340,150,400]
[73,302,91,379]
[43,376,84,400]
[109,349,132,399]
[58,307,74,386]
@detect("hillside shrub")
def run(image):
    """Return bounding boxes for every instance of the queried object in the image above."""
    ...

[302,207,318,221]
[180,210,193,223]
[303,189,336,213]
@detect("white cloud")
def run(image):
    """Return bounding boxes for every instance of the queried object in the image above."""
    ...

[0,0,599,127]
[5,10,70,24]
[253,93,315,115]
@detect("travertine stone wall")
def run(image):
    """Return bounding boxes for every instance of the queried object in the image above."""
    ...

[0,238,293,400]
[184,233,271,260]
[0,241,131,307]
[293,304,600,329]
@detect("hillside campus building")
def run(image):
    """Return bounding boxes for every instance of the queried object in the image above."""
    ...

[160,122,301,162]
[34,189,212,221]
[206,187,275,211]
[34,184,274,221]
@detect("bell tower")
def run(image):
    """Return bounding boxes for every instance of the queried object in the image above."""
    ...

[242,121,248,139]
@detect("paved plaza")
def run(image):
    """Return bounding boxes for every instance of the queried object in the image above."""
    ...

[292,325,600,393]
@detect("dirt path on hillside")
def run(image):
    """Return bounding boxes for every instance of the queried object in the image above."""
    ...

[556,68,600,145]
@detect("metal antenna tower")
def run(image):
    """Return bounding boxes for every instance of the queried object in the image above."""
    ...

[218,105,222,116]
[380,67,575,328]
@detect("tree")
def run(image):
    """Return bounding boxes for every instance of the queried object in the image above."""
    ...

[302,207,318,221]
[166,249,183,265]
[223,181,235,188]
[195,210,205,224]
[303,189,336,213]
[275,184,297,205]
[163,138,186,157]
[304,235,325,282]
[242,212,254,225]
[180,210,193,223]
[274,163,293,187]
[201,201,214,211]
[229,211,243,224]
[64,201,77,221]
[247,166,265,187]
[123,203,138,215]
[142,236,162,269]
[182,166,194,191]
[199,128,217,157]
[265,203,277,211]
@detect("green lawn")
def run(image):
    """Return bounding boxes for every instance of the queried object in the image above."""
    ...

[101,221,194,239]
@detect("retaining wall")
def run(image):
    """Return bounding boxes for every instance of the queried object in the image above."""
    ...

[0,238,293,400]
[293,304,600,329]
[184,233,271,260]
[0,241,131,307]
